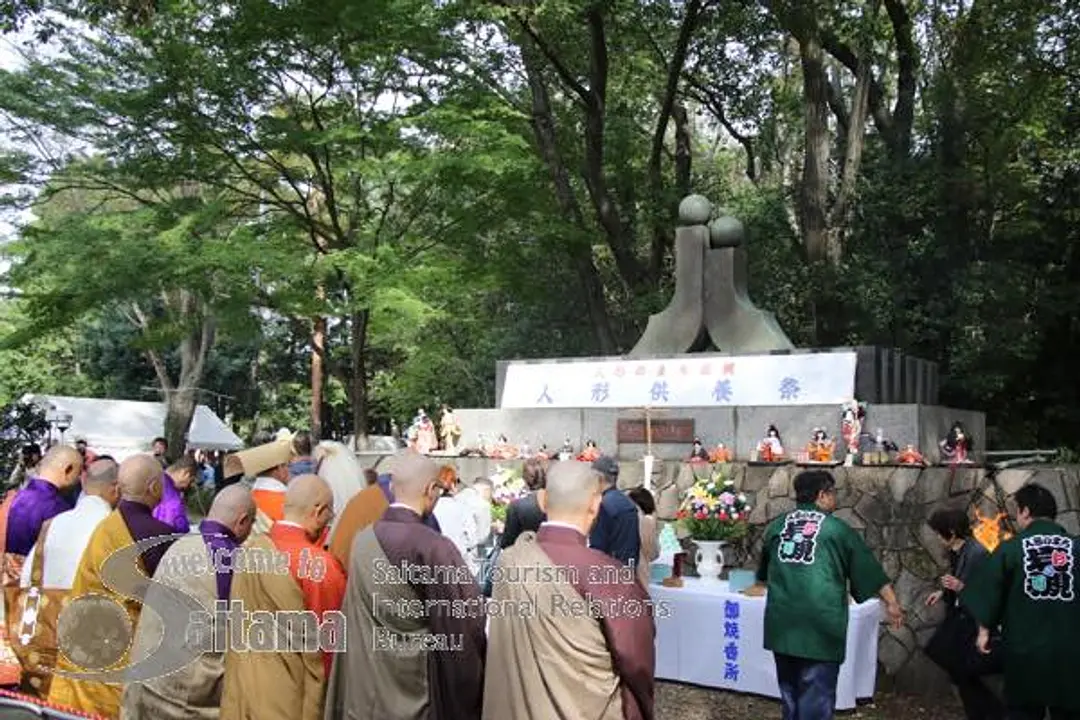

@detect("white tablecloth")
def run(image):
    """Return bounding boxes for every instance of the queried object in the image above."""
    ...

[651,578,881,709]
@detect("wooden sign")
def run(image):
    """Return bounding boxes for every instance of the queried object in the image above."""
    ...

[617,419,695,444]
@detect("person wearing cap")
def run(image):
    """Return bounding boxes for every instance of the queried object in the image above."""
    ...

[589,456,641,567]
[224,439,294,534]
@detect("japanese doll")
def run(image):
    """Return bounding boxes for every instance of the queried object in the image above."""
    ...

[756,425,784,462]
[577,439,601,463]
[558,437,574,461]
[489,434,519,460]
[413,409,438,454]
[439,405,462,454]
[939,422,973,464]
[708,443,734,464]
[806,428,835,463]
[840,400,867,466]
[896,444,927,466]
[688,438,710,463]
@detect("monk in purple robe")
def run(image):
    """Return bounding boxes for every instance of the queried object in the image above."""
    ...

[324,451,485,720]
[484,461,656,720]
[3,445,82,576]
[153,456,197,534]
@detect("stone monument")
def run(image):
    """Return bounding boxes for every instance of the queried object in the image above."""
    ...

[631,194,793,356]
[451,192,984,464]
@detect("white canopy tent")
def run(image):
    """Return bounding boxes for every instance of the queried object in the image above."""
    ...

[21,394,244,460]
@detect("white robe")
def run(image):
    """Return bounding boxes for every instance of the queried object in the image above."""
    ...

[20,494,112,589]
[433,495,479,576]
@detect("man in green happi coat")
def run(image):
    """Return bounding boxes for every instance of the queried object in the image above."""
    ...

[757,470,904,720]
[961,483,1080,720]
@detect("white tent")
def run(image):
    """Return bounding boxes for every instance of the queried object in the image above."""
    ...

[21,394,244,459]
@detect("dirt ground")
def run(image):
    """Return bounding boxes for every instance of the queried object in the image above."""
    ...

[655,682,965,719]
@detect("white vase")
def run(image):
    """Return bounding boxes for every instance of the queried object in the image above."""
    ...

[693,539,726,582]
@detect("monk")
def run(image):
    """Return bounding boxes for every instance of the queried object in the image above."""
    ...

[484,461,656,720]
[224,439,292,534]
[219,475,346,720]
[122,485,256,720]
[0,445,83,686]
[48,454,177,719]
[324,451,486,720]
[153,455,198,534]
[4,445,83,574]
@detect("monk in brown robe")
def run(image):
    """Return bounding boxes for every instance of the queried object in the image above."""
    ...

[324,451,486,720]
[327,468,386,567]
[483,461,656,720]
[219,475,345,720]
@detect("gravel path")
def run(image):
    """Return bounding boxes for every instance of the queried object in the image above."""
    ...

[655,682,965,719]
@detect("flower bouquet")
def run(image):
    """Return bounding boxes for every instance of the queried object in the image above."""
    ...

[676,466,752,543]
[490,466,527,523]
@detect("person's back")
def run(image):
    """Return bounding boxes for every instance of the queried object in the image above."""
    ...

[500,459,546,549]
[962,483,1080,716]
[588,457,640,566]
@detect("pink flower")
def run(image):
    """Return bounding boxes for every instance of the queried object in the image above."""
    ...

[719,511,729,521]
[803,522,819,536]
[1052,550,1069,568]
[719,492,735,505]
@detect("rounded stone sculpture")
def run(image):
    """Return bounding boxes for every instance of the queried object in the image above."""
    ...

[678,194,713,226]
[709,215,745,248]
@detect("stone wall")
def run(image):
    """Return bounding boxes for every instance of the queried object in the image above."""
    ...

[651,462,1080,695]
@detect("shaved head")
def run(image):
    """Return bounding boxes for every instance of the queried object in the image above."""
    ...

[283,474,335,538]
[543,462,602,515]
[37,445,83,489]
[388,451,439,503]
[209,484,256,543]
[118,454,165,506]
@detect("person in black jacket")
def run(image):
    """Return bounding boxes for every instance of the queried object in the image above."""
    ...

[500,458,547,549]
[924,508,1004,720]
[588,455,641,566]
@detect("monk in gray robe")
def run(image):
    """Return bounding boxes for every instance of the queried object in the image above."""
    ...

[324,451,485,720]
[483,461,656,720]
[121,485,256,719]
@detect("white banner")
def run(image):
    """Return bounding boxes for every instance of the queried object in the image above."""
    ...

[499,352,856,408]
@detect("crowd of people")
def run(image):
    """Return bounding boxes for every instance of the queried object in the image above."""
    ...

[0,431,1077,720]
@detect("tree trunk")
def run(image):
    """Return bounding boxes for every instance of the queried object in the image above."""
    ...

[797,25,834,264]
[311,314,326,440]
[521,41,618,353]
[348,309,369,449]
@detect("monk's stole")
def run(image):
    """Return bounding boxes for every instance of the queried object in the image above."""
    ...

[484,532,622,720]
[3,518,62,697]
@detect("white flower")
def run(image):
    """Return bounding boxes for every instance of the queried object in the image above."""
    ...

[738,493,747,502]
[724,479,735,486]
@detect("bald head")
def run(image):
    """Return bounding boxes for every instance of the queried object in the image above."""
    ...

[208,484,256,543]
[82,457,120,506]
[118,454,165,506]
[283,474,334,538]
[539,461,603,534]
[388,451,439,502]
[37,445,83,489]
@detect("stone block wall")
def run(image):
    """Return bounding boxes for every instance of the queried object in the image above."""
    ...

[650,463,1080,695]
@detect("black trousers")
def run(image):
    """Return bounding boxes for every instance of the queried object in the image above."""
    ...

[925,609,1004,720]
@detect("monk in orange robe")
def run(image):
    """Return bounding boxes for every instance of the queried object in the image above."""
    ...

[225,439,293,534]
[220,475,347,720]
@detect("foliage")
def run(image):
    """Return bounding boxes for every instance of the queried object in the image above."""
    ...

[0,400,48,479]
[677,465,751,542]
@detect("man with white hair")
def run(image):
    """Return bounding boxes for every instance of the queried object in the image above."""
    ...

[484,461,656,720]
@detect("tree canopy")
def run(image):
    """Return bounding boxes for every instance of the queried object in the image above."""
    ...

[1,0,1077,450]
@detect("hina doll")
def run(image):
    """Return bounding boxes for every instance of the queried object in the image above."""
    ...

[756,425,784,462]
[439,405,462,453]
[576,439,601,463]
[806,428,835,463]
[558,437,574,461]
[840,400,866,466]
[709,443,734,464]
[688,438,710,463]
[489,435,518,460]
[939,422,973,464]
[414,409,438,454]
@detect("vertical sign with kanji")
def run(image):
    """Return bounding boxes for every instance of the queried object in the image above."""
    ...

[723,600,741,684]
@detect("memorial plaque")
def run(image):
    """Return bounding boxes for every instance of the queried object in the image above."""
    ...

[616,419,695,444]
